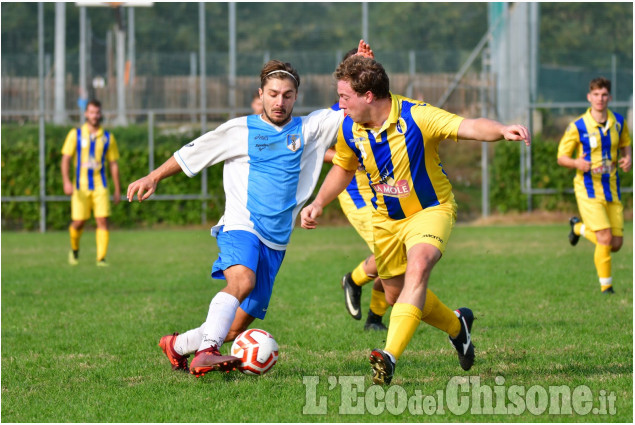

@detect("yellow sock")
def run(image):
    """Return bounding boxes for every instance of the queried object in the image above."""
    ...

[69,225,83,252]
[421,289,461,338]
[96,228,109,261]
[573,222,583,236]
[369,289,389,316]
[581,225,597,244]
[385,303,422,361]
[351,260,373,286]
[594,244,611,287]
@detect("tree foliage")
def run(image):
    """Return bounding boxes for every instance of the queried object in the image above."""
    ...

[2,2,631,63]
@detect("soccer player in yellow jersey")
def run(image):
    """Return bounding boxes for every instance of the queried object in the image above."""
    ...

[324,147,389,331]
[301,55,530,385]
[61,99,121,266]
[557,77,632,294]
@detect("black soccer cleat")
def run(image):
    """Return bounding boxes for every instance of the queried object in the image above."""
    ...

[568,216,581,246]
[449,307,475,371]
[369,348,395,385]
[601,286,615,295]
[364,309,387,331]
[341,272,362,320]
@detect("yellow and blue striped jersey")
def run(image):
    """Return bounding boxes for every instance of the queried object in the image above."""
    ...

[329,102,373,210]
[333,94,464,220]
[557,108,631,202]
[338,168,374,210]
[62,123,119,191]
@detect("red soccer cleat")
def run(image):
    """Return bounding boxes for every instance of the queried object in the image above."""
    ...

[189,346,241,377]
[159,333,189,371]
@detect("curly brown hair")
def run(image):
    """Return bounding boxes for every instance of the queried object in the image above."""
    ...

[589,77,611,93]
[334,55,390,100]
[260,60,300,90]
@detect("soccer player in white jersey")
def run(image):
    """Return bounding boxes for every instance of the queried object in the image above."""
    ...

[127,41,372,377]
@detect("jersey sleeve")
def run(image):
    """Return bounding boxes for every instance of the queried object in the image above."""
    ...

[619,119,632,148]
[413,103,464,143]
[106,133,120,162]
[61,129,77,156]
[303,108,344,150]
[332,127,359,172]
[557,122,580,159]
[174,117,248,177]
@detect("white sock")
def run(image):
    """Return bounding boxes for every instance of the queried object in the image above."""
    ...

[174,327,202,356]
[580,224,586,237]
[599,277,613,286]
[198,291,240,351]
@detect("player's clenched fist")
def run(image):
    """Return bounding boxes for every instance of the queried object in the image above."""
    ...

[300,203,323,229]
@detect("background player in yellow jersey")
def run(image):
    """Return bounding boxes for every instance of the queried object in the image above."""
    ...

[557,77,632,294]
[61,99,121,266]
[324,147,389,331]
[301,55,530,385]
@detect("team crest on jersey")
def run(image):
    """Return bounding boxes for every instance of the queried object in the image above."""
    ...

[396,117,407,134]
[287,134,301,152]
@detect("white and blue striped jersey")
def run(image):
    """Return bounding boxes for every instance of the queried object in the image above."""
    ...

[174,108,343,250]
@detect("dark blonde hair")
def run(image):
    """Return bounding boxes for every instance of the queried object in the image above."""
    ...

[87,99,102,109]
[260,60,300,90]
[334,55,390,100]
[589,77,611,93]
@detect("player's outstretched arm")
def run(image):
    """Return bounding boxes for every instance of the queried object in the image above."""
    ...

[458,118,531,146]
[127,156,182,203]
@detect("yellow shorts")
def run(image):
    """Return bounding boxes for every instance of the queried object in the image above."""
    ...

[575,193,624,237]
[338,191,374,252]
[373,200,457,280]
[71,188,111,221]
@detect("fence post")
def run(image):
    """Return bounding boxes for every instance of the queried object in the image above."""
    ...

[480,48,490,218]
[148,111,154,173]
[199,1,207,225]
[39,2,47,232]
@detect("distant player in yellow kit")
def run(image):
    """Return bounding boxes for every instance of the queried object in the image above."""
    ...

[61,99,121,266]
[557,77,632,294]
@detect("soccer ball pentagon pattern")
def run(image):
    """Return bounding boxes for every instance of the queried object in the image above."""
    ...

[230,329,279,375]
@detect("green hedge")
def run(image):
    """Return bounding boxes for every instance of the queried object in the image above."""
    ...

[1,124,225,230]
[491,135,633,213]
[2,124,632,230]
[1,123,339,230]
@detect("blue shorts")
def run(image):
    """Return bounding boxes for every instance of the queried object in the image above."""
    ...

[211,228,285,320]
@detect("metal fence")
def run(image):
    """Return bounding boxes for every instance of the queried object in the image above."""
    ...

[1,2,633,231]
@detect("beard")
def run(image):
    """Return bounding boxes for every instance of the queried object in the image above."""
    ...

[86,116,102,127]
[263,106,293,126]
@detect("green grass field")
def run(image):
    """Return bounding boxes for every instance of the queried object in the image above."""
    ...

[1,223,632,422]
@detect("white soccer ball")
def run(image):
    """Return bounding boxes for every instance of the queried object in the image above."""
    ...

[230,329,279,375]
